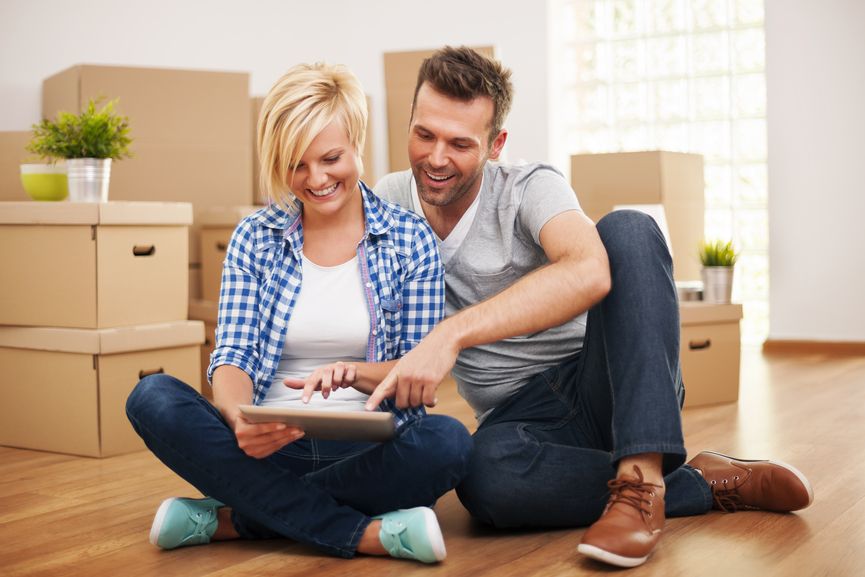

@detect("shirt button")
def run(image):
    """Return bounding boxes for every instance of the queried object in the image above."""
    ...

[365,282,372,288]
[372,329,378,335]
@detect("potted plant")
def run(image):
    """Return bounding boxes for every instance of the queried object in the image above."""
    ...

[698,239,738,304]
[26,98,132,202]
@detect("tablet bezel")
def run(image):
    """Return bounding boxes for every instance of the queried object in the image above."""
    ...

[237,404,395,442]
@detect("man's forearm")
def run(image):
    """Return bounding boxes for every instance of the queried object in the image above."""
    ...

[442,254,610,353]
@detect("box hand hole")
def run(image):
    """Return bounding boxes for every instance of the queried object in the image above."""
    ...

[139,367,164,379]
[689,339,712,351]
[132,245,156,257]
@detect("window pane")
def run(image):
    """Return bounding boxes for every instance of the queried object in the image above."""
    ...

[734,28,765,72]
[692,32,730,75]
[691,0,729,30]
[692,75,731,120]
[649,0,687,34]
[646,36,688,78]
[654,80,689,121]
[733,73,766,116]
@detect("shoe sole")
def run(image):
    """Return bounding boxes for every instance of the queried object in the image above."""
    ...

[149,497,179,548]
[701,451,815,509]
[419,507,447,562]
[577,543,649,568]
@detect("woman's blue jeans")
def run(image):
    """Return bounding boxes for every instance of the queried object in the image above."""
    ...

[126,375,473,558]
[455,210,714,528]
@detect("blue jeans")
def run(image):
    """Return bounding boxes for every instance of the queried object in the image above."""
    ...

[455,211,713,528]
[126,374,473,558]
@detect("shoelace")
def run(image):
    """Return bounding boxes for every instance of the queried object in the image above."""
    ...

[707,468,750,513]
[606,466,662,524]
[182,507,218,545]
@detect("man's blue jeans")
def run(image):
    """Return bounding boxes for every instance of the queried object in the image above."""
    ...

[126,375,473,558]
[455,210,714,528]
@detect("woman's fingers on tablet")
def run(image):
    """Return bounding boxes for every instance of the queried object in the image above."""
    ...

[332,362,346,387]
[345,364,357,387]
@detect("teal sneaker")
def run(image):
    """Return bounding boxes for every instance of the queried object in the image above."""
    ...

[149,497,223,550]
[375,507,446,563]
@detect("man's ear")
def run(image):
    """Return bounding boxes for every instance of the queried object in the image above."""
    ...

[489,129,508,160]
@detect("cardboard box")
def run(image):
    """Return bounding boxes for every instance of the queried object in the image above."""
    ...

[199,205,261,302]
[251,96,265,205]
[0,131,35,201]
[0,201,192,328]
[42,64,252,263]
[189,299,218,400]
[0,320,204,457]
[570,151,705,282]
[384,47,495,173]
[679,302,743,408]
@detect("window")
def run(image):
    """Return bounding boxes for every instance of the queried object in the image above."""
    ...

[550,0,768,344]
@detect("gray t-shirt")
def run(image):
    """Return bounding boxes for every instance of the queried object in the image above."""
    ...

[375,162,586,421]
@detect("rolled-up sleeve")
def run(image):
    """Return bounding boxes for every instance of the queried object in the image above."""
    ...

[207,218,262,384]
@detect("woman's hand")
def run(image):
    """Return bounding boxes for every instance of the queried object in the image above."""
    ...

[283,361,358,403]
[231,413,304,459]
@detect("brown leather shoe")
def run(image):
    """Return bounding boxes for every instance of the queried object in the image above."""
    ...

[577,465,664,568]
[687,451,814,512]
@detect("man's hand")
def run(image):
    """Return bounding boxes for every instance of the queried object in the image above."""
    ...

[283,361,358,403]
[231,414,304,459]
[365,324,460,410]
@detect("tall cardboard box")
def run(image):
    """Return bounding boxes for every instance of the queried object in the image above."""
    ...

[189,299,218,400]
[0,321,204,457]
[199,205,261,302]
[42,65,252,263]
[680,302,743,408]
[570,151,705,282]
[0,201,192,328]
[384,47,495,173]
[0,131,34,201]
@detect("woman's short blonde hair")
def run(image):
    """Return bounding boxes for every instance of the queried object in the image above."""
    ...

[257,62,367,211]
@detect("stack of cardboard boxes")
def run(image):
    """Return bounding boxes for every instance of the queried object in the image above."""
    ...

[0,64,268,456]
[0,201,204,457]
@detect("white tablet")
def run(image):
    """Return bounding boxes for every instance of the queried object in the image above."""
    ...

[238,405,395,442]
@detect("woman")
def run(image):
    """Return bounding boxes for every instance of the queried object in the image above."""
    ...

[126,63,472,564]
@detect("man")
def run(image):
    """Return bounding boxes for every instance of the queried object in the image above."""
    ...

[368,46,813,569]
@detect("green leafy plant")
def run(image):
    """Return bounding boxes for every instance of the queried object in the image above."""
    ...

[27,98,133,160]
[698,239,739,267]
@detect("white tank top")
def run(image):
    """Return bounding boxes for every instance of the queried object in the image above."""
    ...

[261,254,370,410]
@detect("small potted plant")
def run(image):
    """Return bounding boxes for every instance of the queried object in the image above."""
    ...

[26,98,132,202]
[698,239,738,304]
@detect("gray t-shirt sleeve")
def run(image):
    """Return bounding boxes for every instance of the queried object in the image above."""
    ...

[373,170,416,212]
[513,165,583,245]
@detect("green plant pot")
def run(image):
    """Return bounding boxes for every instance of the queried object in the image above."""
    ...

[20,164,68,201]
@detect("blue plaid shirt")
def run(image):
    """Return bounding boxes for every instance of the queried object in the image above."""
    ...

[207,182,444,427]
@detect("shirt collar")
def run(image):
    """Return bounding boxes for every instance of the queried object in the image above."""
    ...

[251,181,392,247]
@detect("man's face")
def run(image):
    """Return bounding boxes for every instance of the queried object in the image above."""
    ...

[407,83,506,208]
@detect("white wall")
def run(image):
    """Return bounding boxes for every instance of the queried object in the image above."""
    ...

[0,0,549,183]
[766,0,865,341]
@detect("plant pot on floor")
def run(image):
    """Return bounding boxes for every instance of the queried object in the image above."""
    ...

[67,158,111,202]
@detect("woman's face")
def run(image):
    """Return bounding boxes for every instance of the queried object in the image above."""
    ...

[290,119,360,219]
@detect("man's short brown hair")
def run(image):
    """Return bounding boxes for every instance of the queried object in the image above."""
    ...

[412,46,513,143]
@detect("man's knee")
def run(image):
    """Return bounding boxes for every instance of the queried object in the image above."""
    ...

[596,209,672,271]
[455,428,528,528]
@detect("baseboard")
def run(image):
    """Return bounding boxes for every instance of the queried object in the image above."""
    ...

[762,339,865,356]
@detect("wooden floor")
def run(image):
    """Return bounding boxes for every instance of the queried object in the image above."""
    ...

[2,348,864,576]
